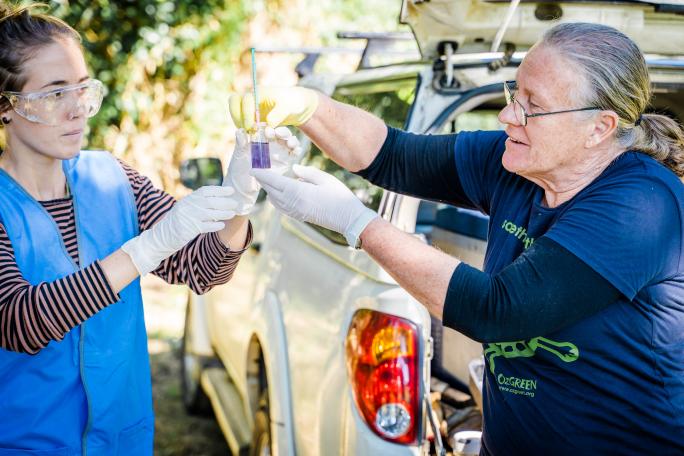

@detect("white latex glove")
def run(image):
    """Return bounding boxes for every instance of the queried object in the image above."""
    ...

[252,165,378,248]
[222,127,302,215]
[121,186,238,275]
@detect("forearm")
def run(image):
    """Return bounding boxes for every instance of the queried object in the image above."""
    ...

[300,95,388,172]
[100,248,139,293]
[443,237,622,342]
[105,216,250,293]
[154,219,252,294]
[360,221,622,345]
[359,217,460,317]
[217,215,250,250]
[0,262,119,354]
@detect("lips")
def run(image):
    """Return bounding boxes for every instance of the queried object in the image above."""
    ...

[505,129,529,146]
[62,129,83,137]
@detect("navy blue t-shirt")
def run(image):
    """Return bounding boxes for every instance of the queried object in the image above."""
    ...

[358,127,684,454]
[454,130,684,454]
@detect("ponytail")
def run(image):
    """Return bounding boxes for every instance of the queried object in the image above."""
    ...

[629,113,684,177]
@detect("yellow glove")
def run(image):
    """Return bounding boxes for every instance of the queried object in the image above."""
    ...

[228,87,319,132]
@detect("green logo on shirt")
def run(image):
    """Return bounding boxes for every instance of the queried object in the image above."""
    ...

[497,374,538,397]
[501,219,535,249]
[484,337,579,398]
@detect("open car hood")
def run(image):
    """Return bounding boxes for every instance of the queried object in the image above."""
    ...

[400,0,684,59]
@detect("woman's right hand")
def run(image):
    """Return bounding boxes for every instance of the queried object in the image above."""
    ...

[121,186,238,276]
[222,127,301,215]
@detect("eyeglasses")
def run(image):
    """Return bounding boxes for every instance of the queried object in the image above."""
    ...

[0,79,104,126]
[503,80,600,126]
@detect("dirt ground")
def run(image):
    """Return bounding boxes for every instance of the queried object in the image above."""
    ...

[143,275,231,456]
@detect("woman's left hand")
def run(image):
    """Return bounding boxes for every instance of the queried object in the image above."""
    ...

[252,165,378,248]
[222,127,301,215]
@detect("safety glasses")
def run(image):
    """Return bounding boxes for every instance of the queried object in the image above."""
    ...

[1,79,104,126]
[503,80,600,126]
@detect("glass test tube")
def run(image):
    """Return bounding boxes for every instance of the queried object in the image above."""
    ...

[250,122,271,169]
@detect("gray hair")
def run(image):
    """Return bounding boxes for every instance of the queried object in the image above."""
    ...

[540,22,684,177]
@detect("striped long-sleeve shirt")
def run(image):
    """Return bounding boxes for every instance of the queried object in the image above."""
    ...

[0,160,251,354]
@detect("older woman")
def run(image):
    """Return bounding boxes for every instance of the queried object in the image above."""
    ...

[231,23,684,454]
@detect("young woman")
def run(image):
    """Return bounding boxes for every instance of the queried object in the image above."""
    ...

[0,4,297,454]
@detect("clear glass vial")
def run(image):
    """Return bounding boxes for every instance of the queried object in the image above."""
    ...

[250,122,271,169]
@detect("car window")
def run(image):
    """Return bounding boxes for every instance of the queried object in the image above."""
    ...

[442,109,505,133]
[302,79,417,245]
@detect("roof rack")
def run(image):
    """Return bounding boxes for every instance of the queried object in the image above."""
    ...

[337,31,416,70]
[254,31,418,78]
[254,45,361,78]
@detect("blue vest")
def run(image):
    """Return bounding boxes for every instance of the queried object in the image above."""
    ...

[0,151,154,456]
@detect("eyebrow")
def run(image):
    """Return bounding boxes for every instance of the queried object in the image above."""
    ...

[40,76,90,90]
[525,87,549,108]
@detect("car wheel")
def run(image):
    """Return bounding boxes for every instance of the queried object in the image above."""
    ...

[250,389,271,456]
[181,298,213,416]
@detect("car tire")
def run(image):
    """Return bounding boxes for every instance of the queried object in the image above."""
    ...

[250,389,271,456]
[181,298,213,416]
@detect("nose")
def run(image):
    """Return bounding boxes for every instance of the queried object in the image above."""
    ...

[498,102,520,126]
[66,95,87,121]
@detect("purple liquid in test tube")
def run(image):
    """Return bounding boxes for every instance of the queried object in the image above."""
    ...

[251,141,271,169]
[250,123,271,169]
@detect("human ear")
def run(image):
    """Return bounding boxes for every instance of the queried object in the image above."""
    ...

[585,110,618,148]
[0,105,11,125]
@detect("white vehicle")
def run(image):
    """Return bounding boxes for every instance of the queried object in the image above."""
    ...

[178,1,684,454]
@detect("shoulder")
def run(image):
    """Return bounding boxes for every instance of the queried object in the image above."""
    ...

[64,150,126,177]
[547,155,683,299]
[455,130,508,155]
[554,150,684,245]
[67,150,140,186]
[63,150,109,167]
[68,152,159,199]
[114,157,143,180]
[583,152,683,215]
[604,151,682,185]
[73,150,137,173]
[73,149,116,164]
[629,152,684,199]
[555,153,682,262]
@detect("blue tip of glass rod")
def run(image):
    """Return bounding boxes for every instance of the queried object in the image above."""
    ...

[251,47,261,124]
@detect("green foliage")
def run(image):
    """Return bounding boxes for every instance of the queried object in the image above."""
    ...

[4,0,407,191]
[50,0,249,149]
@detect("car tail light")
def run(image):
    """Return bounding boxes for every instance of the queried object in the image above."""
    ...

[345,309,421,444]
